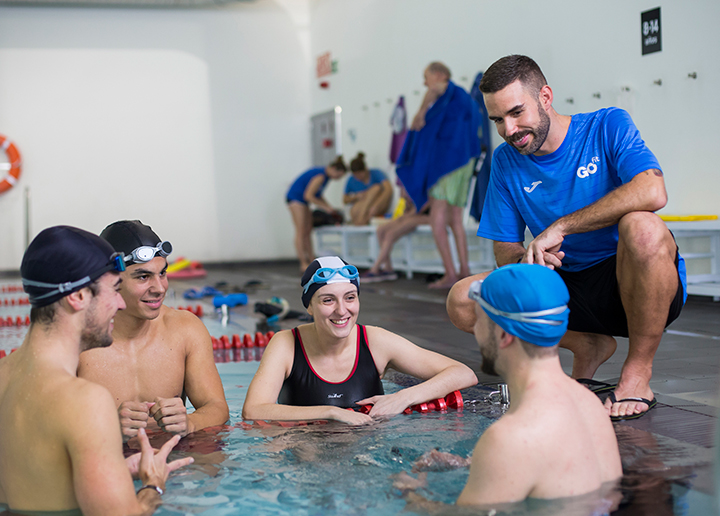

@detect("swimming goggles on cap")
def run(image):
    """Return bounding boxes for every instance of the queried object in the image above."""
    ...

[468,280,567,326]
[125,241,173,263]
[303,265,359,294]
[23,252,126,303]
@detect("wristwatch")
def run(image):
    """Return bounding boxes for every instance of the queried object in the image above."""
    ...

[137,484,164,496]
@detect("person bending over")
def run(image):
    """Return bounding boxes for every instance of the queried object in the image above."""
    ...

[343,152,393,226]
[0,226,192,515]
[242,256,477,424]
[78,220,229,443]
[457,264,622,506]
[447,54,686,421]
[286,156,348,270]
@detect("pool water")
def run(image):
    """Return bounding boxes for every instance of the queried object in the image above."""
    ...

[150,361,716,516]
[0,282,717,515]
[157,362,494,515]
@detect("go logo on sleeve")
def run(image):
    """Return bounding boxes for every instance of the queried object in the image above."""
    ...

[577,156,600,179]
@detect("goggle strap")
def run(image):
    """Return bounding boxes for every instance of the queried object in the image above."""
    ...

[477,296,566,326]
[22,276,92,302]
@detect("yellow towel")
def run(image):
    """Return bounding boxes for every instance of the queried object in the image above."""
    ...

[659,215,718,222]
[167,258,191,273]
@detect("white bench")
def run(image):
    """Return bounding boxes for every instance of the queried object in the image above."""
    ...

[315,220,720,299]
[666,220,720,300]
[313,224,495,279]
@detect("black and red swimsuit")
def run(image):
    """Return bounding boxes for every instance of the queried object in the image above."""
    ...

[278,325,384,409]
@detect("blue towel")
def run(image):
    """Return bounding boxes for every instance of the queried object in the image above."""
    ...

[396,81,481,211]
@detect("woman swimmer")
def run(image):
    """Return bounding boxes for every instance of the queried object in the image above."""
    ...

[242,256,478,425]
[343,152,393,226]
[286,157,347,270]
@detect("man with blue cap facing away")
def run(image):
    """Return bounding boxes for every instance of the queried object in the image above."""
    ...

[0,226,192,514]
[456,264,621,506]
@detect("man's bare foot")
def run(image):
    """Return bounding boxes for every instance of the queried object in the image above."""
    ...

[428,275,458,289]
[604,372,655,419]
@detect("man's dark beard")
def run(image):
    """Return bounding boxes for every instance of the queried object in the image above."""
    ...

[507,101,551,155]
[80,303,113,351]
[480,333,499,376]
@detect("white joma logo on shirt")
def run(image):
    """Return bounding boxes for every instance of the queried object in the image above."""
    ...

[328,393,343,399]
[524,181,542,193]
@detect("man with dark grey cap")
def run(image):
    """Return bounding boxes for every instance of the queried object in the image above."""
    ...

[78,220,228,443]
[457,264,621,506]
[0,225,192,514]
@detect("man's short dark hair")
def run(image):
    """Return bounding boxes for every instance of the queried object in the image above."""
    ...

[29,280,101,326]
[520,340,558,359]
[479,55,547,96]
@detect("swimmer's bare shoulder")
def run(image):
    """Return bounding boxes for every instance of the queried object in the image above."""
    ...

[59,379,148,514]
[255,329,295,375]
[458,415,535,506]
[1,375,126,511]
[161,305,213,353]
[242,330,295,419]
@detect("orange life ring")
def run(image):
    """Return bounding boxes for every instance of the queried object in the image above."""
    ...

[0,134,22,194]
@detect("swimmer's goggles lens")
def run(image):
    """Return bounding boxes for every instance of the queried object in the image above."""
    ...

[468,279,567,326]
[303,265,359,294]
[125,241,173,263]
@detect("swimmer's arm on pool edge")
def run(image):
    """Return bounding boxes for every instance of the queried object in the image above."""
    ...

[456,418,534,506]
[70,382,193,515]
[241,331,373,425]
[152,311,229,436]
[357,326,478,417]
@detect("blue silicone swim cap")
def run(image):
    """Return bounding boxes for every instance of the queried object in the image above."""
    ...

[468,264,570,347]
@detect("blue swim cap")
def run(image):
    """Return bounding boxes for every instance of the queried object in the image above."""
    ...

[468,264,570,347]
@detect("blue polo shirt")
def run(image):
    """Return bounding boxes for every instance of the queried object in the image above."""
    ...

[479,108,683,277]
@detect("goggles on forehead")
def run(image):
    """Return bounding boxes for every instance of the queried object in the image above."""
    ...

[125,241,173,264]
[468,279,567,326]
[23,252,126,303]
[303,265,359,294]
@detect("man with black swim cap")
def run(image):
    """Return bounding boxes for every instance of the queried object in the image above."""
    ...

[78,220,228,442]
[456,264,621,506]
[0,225,192,514]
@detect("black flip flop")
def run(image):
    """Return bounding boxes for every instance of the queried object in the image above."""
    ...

[576,378,617,395]
[607,391,657,421]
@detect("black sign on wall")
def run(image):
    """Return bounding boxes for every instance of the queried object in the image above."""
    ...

[641,7,662,55]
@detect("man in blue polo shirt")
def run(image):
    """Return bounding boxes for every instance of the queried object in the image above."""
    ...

[447,55,686,421]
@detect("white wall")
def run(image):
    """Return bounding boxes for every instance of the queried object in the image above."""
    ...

[0,0,716,270]
[0,1,311,269]
[309,0,718,218]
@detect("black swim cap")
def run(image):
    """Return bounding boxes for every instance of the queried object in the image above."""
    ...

[21,226,122,308]
[100,220,171,266]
